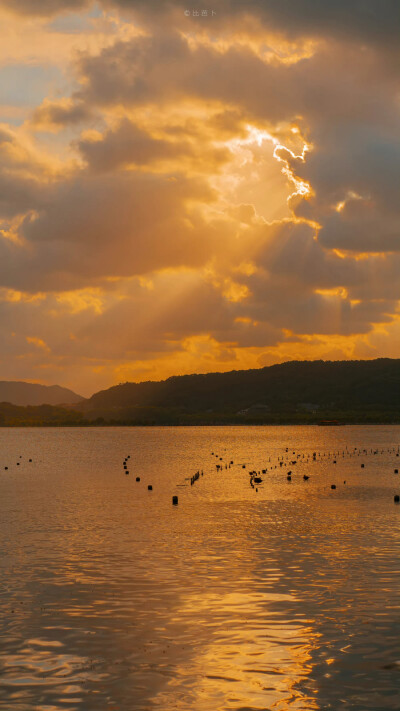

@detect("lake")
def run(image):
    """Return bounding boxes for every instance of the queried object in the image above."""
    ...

[0,425,399,710]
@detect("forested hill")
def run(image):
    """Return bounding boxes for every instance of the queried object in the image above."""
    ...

[75,359,400,423]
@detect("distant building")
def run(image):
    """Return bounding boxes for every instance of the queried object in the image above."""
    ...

[237,403,271,415]
[298,402,320,413]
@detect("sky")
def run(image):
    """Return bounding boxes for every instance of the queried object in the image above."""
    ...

[0,0,399,396]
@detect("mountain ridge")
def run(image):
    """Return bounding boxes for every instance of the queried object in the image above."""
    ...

[2,359,400,424]
[0,381,83,407]
[75,358,400,423]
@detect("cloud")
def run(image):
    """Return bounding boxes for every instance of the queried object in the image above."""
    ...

[0,126,49,218]
[72,29,398,149]
[0,0,90,16]
[0,171,226,291]
[31,98,94,130]
[77,117,230,172]
[0,263,398,396]
[88,1,400,53]
[0,0,399,391]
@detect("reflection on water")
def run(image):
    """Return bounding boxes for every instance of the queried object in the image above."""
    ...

[0,426,399,710]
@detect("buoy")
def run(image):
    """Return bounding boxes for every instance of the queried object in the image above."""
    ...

[125,471,129,475]
[29,459,32,462]
[136,477,140,482]
[148,485,153,491]
[331,484,336,489]
[172,495,178,505]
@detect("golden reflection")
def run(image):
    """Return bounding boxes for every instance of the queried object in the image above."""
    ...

[158,589,319,710]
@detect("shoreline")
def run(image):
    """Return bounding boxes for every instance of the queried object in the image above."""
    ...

[1,421,400,428]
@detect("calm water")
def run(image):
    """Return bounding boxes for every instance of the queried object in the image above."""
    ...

[0,426,399,711]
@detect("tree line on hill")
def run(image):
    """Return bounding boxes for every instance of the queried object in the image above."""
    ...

[1,359,400,425]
